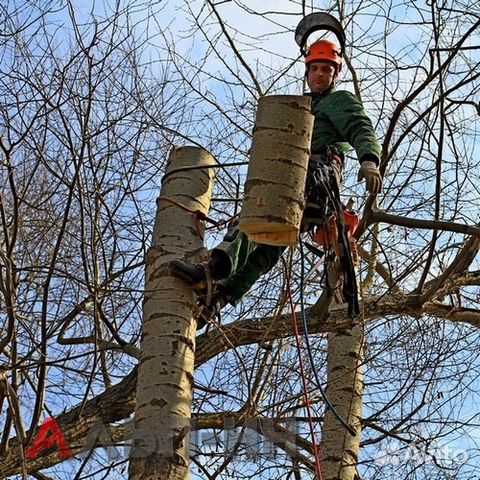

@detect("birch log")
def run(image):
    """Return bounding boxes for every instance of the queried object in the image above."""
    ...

[239,95,313,246]
[320,326,364,480]
[129,146,215,480]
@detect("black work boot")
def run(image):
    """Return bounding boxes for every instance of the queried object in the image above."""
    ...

[170,253,230,290]
[170,260,207,287]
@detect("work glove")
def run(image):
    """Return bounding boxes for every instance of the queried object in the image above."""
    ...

[358,160,382,195]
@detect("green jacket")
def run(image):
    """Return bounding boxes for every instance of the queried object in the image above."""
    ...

[307,88,381,164]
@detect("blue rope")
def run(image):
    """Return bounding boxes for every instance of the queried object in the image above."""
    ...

[299,237,357,437]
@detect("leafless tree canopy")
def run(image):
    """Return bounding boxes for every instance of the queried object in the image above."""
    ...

[0,0,479,479]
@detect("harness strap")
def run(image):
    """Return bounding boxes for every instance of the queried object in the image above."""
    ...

[329,177,360,318]
[308,154,360,318]
[202,262,213,307]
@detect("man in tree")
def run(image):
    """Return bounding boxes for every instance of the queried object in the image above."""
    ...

[171,39,382,325]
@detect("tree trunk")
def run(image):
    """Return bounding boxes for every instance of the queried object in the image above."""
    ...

[320,325,364,480]
[129,146,215,480]
[239,95,313,246]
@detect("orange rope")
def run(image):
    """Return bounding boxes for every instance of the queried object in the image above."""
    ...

[284,268,324,480]
[158,196,220,239]
[157,196,219,224]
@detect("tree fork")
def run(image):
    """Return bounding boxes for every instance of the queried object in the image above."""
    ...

[128,146,215,480]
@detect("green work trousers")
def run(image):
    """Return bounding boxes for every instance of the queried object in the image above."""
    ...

[212,230,285,305]
[214,154,342,306]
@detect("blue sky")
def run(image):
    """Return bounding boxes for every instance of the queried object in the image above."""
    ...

[3,1,480,479]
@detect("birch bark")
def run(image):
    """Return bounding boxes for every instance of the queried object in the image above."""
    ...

[129,146,215,480]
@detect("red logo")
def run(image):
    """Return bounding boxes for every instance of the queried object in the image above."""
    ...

[26,418,73,461]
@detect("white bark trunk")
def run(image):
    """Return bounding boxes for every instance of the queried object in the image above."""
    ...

[320,325,364,480]
[129,146,215,480]
[239,95,313,246]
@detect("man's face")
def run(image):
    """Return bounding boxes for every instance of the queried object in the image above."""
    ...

[307,61,336,93]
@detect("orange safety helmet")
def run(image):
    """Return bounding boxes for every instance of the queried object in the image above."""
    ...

[305,39,343,72]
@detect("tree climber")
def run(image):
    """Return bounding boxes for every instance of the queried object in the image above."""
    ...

[170,39,382,327]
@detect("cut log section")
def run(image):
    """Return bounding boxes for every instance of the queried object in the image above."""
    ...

[239,95,314,246]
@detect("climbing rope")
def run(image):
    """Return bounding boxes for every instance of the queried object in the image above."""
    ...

[284,259,324,480]
[299,238,357,438]
[157,196,222,240]
[162,161,248,179]
[159,159,248,237]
